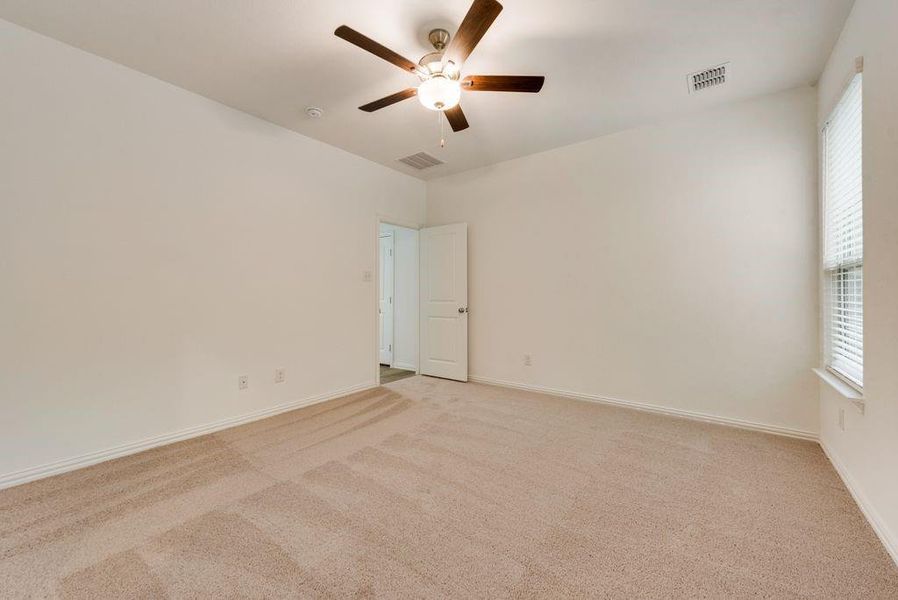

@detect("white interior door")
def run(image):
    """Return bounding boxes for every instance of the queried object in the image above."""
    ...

[420,223,468,381]
[379,232,394,366]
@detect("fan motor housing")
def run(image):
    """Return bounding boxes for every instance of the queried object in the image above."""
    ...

[418,52,458,79]
[418,29,459,80]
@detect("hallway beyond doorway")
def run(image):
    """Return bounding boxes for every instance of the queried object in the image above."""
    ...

[380,365,415,384]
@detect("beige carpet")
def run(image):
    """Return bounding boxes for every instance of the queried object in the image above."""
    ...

[1,377,896,599]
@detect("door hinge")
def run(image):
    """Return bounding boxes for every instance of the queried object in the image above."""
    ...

[389,344,392,351]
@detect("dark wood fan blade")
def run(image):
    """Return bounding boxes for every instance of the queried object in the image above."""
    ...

[335,26,420,74]
[359,88,418,112]
[462,75,545,93]
[444,0,503,67]
[444,105,470,132]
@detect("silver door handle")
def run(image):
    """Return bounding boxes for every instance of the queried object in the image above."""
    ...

[458,307,468,313]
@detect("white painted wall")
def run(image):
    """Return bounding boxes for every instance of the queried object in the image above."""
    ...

[379,223,419,371]
[427,87,820,436]
[816,0,898,564]
[0,20,425,481]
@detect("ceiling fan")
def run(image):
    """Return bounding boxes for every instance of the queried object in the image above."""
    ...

[334,0,544,133]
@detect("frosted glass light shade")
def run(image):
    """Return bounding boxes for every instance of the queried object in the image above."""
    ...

[417,76,461,111]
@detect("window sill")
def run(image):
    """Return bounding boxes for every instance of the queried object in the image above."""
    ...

[813,368,865,414]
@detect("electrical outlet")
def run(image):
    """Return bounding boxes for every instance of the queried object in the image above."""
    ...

[274,368,286,384]
[362,270,373,282]
[838,408,845,431]
[523,354,532,367]
[238,375,248,390]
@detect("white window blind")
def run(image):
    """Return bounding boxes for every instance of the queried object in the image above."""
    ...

[822,73,863,388]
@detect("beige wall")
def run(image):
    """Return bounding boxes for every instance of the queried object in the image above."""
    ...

[816,0,898,564]
[427,87,820,437]
[0,20,425,481]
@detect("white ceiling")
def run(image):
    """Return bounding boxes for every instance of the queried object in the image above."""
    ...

[0,0,853,180]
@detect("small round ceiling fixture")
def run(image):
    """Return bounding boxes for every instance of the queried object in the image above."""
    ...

[305,106,324,118]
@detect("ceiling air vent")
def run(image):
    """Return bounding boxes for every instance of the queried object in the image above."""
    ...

[688,63,729,93]
[398,152,444,170]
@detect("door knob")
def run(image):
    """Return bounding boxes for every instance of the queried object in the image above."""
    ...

[458,307,468,313]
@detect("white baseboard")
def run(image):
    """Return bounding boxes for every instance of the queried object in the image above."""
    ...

[820,441,898,567]
[391,361,418,372]
[468,375,818,441]
[0,381,376,491]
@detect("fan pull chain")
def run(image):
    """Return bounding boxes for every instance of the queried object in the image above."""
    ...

[439,111,446,148]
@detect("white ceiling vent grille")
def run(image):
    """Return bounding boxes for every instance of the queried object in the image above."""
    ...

[689,63,729,93]
[398,152,444,170]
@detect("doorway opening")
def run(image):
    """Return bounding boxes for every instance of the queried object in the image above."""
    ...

[378,222,418,385]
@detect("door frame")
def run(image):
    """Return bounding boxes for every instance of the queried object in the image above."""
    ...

[374,215,421,385]
[378,230,395,367]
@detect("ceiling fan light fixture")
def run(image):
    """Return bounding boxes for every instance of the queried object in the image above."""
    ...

[417,75,461,111]
[335,0,543,133]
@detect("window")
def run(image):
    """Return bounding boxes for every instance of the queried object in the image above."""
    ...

[822,73,863,389]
